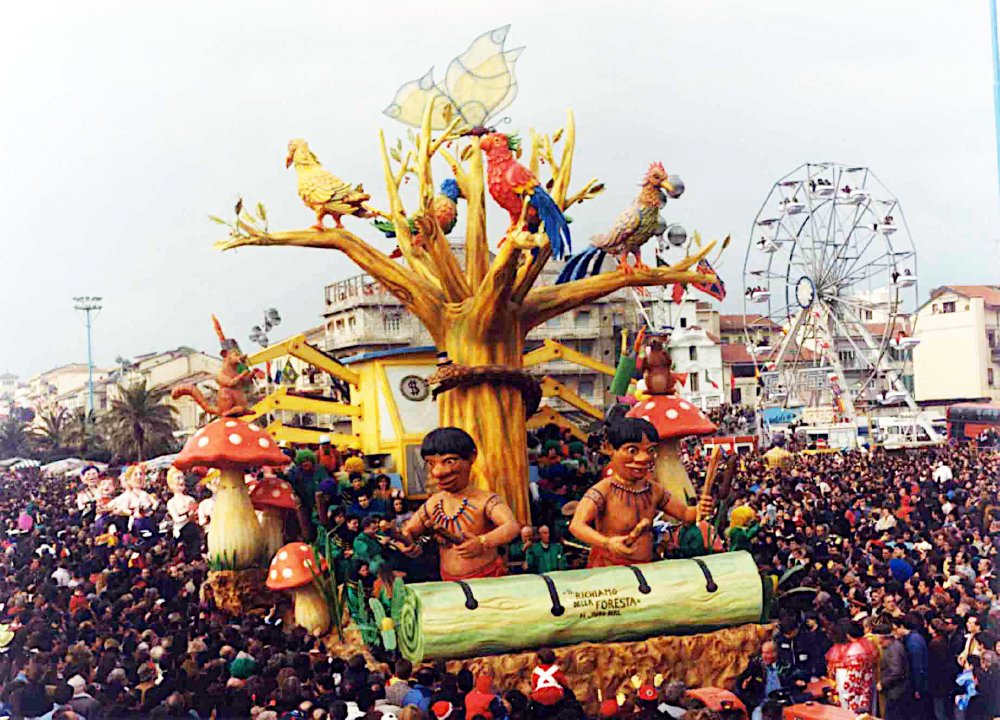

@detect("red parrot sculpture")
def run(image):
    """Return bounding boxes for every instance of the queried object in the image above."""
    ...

[480,132,571,259]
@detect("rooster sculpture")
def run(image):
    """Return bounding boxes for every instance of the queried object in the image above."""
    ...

[286,139,376,229]
[480,132,571,259]
[373,179,464,258]
[556,162,682,284]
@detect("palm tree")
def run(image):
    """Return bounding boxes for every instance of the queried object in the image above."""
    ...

[99,380,178,462]
[0,416,30,459]
[64,408,104,459]
[31,406,71,457]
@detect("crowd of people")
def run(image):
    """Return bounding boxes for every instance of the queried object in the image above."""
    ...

[0,418,997,720]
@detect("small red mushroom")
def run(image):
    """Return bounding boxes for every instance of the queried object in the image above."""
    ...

[626,396,717,501]
[174,418,287,570]
[266,542,331,636]
[250,476,300,561]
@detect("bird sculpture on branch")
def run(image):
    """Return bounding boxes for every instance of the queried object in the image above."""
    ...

[373,179,464,258]
[286,139,376,230]
[480,132,571,259]
[556,162,682,284]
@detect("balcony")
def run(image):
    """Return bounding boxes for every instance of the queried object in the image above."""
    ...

[324,275,401,314]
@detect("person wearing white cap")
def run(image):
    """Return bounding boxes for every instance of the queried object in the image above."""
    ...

[317,433,341,474]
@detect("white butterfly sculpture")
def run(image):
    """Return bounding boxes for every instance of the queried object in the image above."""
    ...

[383,26,523,131]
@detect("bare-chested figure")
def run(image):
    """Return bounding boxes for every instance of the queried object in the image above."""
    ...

[402,427,521,581]
[570,417,712,567]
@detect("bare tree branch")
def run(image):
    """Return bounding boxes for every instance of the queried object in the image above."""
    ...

[520,241,718,329]
[214,228,445,341]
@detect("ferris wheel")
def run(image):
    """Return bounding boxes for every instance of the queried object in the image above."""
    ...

[741,162,923,428]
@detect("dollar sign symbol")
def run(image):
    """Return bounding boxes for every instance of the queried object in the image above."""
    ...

[407,378,421,397]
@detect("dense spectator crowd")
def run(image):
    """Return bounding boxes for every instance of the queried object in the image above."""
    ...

[0,420,997,719]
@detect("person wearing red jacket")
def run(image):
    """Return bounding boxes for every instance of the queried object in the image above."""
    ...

[530,648,569,706]
[465,674,497,719]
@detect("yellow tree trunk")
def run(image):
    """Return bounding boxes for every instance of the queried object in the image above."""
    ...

[438,311,531,523]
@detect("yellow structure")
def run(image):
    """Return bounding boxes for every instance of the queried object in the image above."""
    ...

[241,335,614,495]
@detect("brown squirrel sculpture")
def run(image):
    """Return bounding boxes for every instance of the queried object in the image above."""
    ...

[636,338,677,395]
[172,350,255,417]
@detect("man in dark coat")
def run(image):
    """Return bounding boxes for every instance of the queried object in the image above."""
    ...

[875,623,911,720]
[736,641,791,717]
[774,610,823,685]
[927,619,959,720]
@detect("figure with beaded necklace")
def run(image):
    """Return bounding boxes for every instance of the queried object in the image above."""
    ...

[570,416,713,567]
[401,427,521,581]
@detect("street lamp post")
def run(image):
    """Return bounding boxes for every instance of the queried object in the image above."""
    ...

[73,296,103,418]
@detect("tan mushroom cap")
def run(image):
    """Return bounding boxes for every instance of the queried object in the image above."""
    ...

[626,395,717,440]
[173,418,288,471]
[250,477,299,511]
[266,542,328,591]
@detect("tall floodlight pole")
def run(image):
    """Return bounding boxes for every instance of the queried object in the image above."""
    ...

[991,0,1000,201]
[73,296,103,418]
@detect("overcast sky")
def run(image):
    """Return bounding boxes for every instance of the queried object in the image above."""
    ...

[1,0,997,379]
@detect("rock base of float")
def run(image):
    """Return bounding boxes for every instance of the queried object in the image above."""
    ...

[201,569,280,616]
[444,623,769,713]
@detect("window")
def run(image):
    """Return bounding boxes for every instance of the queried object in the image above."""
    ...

[384,314,401,333]
[680,317,688,328]
[612,312,625,327]
[578,379,595,398]
[732,387,742,404]
[578,340,595,356]
[942,301,956,314]
[839,350,855,367]
[689,373,699,392]
[989,330,997,349]
[575,310,592,327]
[689,346,697,361]
[990,368,995,387]
[545,316,562,329]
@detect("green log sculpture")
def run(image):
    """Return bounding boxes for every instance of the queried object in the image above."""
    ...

[394,550,763,662]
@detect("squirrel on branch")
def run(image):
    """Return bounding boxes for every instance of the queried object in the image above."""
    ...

[172,316,257,418]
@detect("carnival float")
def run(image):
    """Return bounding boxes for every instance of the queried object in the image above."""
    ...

[180,25,790,709]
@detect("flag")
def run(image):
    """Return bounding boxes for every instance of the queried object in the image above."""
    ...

[282,360,298,384]
[730,373,736,391]
[671,283,685,304]
[707,371,719,390]
[691,258,726,301]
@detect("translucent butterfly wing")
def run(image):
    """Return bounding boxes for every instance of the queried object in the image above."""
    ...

[442,26,522,127]
[383,68,451,129]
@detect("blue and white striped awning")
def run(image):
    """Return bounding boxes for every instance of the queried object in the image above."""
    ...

[8,458,41,470]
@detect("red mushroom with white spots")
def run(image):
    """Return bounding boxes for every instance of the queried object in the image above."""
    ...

[173,418,287,569]
[266,542,331,636]
[626,395,717,501]
[249,476,300,561]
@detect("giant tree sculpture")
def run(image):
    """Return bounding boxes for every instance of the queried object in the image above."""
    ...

[216,101,719,524]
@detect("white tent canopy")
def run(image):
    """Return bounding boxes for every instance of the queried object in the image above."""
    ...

[144,453,179,470]
[41,458,108,476]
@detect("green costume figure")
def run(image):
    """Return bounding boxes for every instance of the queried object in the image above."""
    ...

[525,526,567,573]
[352,517,386,572]
[288,450,329,529]
[726,505,760,553]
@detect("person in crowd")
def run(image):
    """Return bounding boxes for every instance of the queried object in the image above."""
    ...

[525,525,567,574]
[736,641,788,720]
[875,623,911,720]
